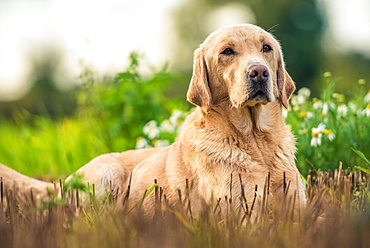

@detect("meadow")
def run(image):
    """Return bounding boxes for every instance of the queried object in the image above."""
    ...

[1,55,370,247]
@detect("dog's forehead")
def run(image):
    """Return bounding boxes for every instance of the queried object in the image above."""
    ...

[202,24,277,50]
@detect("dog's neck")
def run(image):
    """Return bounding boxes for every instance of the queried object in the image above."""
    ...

[206,101,284,135]
[180,100,296,171]
[180,100,293,154]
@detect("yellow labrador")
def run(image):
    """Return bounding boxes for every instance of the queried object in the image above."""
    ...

[0,24,305,217]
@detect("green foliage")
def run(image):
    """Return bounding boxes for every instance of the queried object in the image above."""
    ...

[76,52,185,151]
[352,148,370,166]
[64,173,88,192]
[0,54,185,178]
[286,73,370,174]
[353,148,370,174]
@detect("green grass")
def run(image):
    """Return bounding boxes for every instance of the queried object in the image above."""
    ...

[287,73,370,174]
[0,110,110,179]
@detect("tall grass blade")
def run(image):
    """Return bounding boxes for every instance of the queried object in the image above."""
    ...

[352,148,370,165]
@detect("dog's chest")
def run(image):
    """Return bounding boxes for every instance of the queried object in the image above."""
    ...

[193,132,283,168]
[193,138,293,206]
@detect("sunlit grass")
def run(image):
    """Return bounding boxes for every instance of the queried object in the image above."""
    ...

[0,110,110,179]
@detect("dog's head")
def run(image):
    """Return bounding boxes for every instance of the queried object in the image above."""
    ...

[187,24,295,112]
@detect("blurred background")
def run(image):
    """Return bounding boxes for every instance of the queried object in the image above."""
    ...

[0,0,370,115]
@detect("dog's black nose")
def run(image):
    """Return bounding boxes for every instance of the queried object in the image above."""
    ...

[248,65,269,83]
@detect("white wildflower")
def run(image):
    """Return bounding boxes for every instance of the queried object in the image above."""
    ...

[143,120,160,139]
[153,139,170,147]
[136,137,149,149]
[310,132,322,147]
[348,102,357,112]
[297,95,306,105]
[313,99,322,110]
[365,90,370,103]
[298,87,311,99]
[310,123,325,147]
[290,95,300,111]
[323,129,335,141]
[291,88,311,107]
[160,119,175,133]
[299,111,313,119]
[321,102,329,118]
[169,110,183,124]
[362,105,370,117]
[306,112,314,119]
[337,105,348,117]
[290,95,297,106]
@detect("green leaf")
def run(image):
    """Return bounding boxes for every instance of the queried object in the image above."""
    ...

[352,148,370,165]
[64,173,88,192]
[355,166,370,174]
[300,174,308,185]
[126,183,158,214]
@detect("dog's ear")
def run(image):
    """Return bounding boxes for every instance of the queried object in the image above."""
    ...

[277,50,296,109]
[187,48,212,112]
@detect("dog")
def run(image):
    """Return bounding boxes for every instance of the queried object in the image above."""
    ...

[0,24,306,218]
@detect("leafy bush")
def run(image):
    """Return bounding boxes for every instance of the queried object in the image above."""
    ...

[76,52,186,151]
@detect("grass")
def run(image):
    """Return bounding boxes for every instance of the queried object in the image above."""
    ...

[1,164,370,248]
[0,110,110,179]
[286,74,370,174]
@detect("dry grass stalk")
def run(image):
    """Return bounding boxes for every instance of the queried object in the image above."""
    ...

[1,164,370,248]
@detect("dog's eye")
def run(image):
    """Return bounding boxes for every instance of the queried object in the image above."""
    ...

[221,48,235,55]
[262,45,273,53]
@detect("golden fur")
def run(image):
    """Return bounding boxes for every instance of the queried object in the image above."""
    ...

[0,24,305,217]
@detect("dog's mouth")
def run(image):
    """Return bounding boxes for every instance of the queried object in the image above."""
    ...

[231,82,273,108]
[248,86,271,104]
[251,90,267,100]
